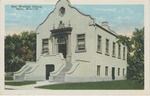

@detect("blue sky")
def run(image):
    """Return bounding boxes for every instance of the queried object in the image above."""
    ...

[5,4,144,36]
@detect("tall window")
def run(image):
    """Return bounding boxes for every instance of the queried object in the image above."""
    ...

[76,34,85,52]
[123,68,125,76]
[123,47,126,60]
[42,39,49,54]
[105,66,108,76]
[97,65,101,76]
[97,35,102,53]
[112,42,116,57]
[118,68,120,76]
[105,39,109,55]
[118,44,121,59]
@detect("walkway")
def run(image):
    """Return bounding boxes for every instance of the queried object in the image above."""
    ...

[5,81,63,90]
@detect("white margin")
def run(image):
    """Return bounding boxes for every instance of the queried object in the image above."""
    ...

[0,0,150,95]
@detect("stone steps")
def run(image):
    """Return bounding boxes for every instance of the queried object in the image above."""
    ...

[36,80,61,86]
[53,64,72,82]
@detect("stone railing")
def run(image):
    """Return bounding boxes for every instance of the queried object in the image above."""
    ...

[66,59,90,75]
[49,53,66,81]
[65,62,79,74]
[13,62,36,80]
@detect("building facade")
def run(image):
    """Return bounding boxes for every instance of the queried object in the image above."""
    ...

[13,0,128,82]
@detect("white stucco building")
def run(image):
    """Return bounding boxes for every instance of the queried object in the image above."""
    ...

[13,0,128,83]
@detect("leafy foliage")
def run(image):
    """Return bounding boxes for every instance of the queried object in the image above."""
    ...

[5,31,36,72]
[117,27,144,86]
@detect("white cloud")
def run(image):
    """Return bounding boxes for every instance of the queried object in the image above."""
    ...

[94,8,117,12]
[96,16,106,22]
[6,11,21,19]
[113,24,143,37]
[40,6,54,14]
[126,8,134,14]
[117,16,133,20]
[116,31,133,37]
[118,8,134,14]
[5,26,35,36]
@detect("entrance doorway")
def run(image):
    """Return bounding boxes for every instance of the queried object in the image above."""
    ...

[112,67,115,80]
[57,36,67,58]
[58,44,67,58]
[46,65,54,80]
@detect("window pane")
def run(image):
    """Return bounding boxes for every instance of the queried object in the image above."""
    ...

[118,68,120,76]
[106,39,109,55]
[77,34,85,51]
[123,47,125,60]
[42,39,49,54]
[123,68,125,76]
[97,35,102,52]
[97,65,100,76]
[118,44,121,59]
[112,42,115,57]
[105,66,108,76]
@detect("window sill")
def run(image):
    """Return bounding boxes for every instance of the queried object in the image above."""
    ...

[41,52,49,55]
[112,55,116,58]
[41,54,49,57]
[118,57,121,59]
[97,51,102,54]
[75,50,86,53]
[105,53,110,56]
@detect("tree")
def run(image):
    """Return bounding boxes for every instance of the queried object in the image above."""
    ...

[117,27,144,85]
[131,28,144,85]
[5,31,36,72]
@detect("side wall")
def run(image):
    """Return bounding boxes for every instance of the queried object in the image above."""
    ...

[94,26,128,81]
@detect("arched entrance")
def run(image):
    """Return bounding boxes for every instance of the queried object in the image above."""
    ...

[50,24,72,63]
[57,36,67,58]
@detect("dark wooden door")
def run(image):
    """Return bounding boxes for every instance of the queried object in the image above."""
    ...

[112,67,115,80]
[46,65,54,80]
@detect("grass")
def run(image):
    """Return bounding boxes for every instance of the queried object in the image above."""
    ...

[5,81,36,86]
[37,80,144,90]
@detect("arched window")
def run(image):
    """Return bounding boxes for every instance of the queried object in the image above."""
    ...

[59,7,65,16]
[57,36,66,44]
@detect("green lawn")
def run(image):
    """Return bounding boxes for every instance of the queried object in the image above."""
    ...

[5,81,36,86]
[37,80,144,90]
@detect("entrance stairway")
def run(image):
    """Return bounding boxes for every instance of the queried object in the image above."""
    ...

[13,63,35,81]
[53,63,72,82]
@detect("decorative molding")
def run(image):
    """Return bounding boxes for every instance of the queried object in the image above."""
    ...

[95,23,117,37]
[50,27,72,35]
[36,0,95,31]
